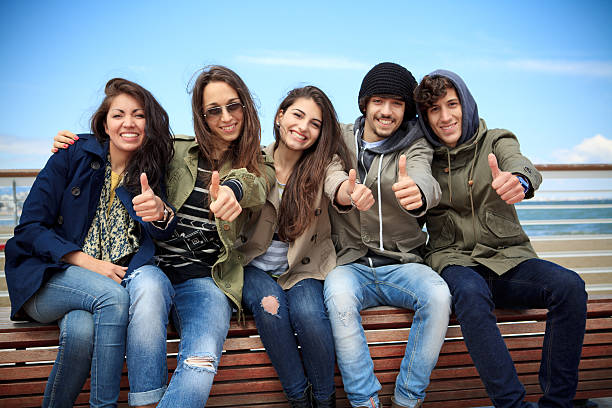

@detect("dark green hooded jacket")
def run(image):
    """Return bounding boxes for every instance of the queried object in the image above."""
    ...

[419,70,542,275]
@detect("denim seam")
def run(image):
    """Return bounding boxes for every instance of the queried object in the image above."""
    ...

[91,303,102,405]
[401,294,421,398]
[48,315,67,405]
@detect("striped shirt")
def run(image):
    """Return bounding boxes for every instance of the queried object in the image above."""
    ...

[249,180,289,277]
[156,157,221,283]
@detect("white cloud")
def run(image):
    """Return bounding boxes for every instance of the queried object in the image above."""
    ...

[236,52,370,70]
[0,135,53,169]
[552,134,612,163]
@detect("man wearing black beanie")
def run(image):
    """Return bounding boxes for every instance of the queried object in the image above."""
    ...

[324,62,451,408]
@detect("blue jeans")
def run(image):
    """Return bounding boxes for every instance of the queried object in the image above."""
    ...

[324,262,451,408]
[242,266,335,401]
[441,259,587,408]
[123,265,174,406]
[23,265,129,408]
[156,276,232,407]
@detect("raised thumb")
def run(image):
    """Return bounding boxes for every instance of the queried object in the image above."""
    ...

[210,171,220,200]
[348,169,357,193]
[398,154,407,178]
[140,172,150,194]
[488,153,501,179]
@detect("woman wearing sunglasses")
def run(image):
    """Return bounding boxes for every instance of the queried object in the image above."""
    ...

[52,66,273,407]
[7,78,176,407]
[237,86,374,407]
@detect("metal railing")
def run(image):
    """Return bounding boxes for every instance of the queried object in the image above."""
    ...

[1,165,612,237]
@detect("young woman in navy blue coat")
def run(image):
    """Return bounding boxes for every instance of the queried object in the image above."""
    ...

[5,78,176,407]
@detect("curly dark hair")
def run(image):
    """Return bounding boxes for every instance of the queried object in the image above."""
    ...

[90,78,174,196]
[273,86,351,242]
[414,75,455,120]
[189,65,262,175]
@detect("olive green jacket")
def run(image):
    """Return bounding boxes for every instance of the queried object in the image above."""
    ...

[165,135,274,315]
[238,144,347,289]
[331,123,441,265]
[425,120,542,274]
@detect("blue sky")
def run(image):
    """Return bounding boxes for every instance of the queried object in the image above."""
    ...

[1,0,611,171]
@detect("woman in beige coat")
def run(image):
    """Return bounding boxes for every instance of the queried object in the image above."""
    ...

[238,86,374,408]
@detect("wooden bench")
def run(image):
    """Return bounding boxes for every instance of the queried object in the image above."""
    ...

[1,297,611,408]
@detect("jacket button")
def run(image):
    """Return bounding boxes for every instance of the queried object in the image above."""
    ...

[225,283,231,288]
[240,235,247,243]
[363,234,370,242]
[90,161,100,170]
[444,167,449,173]
[71,187,80,196]
[311,234,317,242]
[314,208,321,216]
[468,180,474,186]
[57,215,63,225]
[223,224,230,231]
[301,257,310,265]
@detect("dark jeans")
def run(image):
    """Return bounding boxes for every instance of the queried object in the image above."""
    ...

[441,259,587,408]
[242,265,336,401]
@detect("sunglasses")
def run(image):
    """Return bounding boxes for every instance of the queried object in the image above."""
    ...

[203,102,245,119]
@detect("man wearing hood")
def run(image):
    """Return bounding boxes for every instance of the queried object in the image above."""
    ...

[414,70,587,408]
[324,62,451,408]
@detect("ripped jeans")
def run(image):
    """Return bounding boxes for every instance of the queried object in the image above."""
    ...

[324,262,451,408]
[156,276,232,408]
[242,266,335,401]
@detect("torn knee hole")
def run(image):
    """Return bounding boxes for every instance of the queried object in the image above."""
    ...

[185,356,215,369]
[261,295,279,315]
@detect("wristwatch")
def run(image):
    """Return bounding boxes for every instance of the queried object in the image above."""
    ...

[515,175,530,195]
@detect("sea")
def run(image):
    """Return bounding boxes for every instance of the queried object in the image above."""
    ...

[1,181,611,238]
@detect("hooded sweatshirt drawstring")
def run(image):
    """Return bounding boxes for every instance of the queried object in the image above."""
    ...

[445,149,452,203]
[468,142,479,243]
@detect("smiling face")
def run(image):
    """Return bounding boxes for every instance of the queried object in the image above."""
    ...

[426,87,463,148]
[363,96,405,142]
[104,93,146,159]
[202,81,244,150]
[277,97,322,153]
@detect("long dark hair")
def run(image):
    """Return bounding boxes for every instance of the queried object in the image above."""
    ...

[190,65,262,175]
[91,78,173,196]
[275,86,350,242]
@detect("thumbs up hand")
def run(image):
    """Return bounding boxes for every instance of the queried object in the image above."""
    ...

[392,154,423,211]
[488,153,525,205]
[209,171,242,222]
[133,172,166,222]
[336,169,374,211]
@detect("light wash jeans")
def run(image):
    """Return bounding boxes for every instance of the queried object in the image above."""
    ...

[324,262,451,408]
[156,276,232,407]
[23,265,129,408]
[123,264,174,406]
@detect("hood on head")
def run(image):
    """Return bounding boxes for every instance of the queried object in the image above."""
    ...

[417,69,479,148]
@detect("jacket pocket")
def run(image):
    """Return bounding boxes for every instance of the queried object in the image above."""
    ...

[485,210,521,238]
[426,213,455,248]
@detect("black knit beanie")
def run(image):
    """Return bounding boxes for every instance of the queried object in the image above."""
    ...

[358,62,418,122]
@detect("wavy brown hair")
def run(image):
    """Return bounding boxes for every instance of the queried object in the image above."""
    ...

[275,86,350,242]
[91,78,173,196]
[190,65,262,175]
[414,75,454,122]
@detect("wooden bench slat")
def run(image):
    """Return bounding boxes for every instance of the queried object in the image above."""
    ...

[1,297,610,407]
